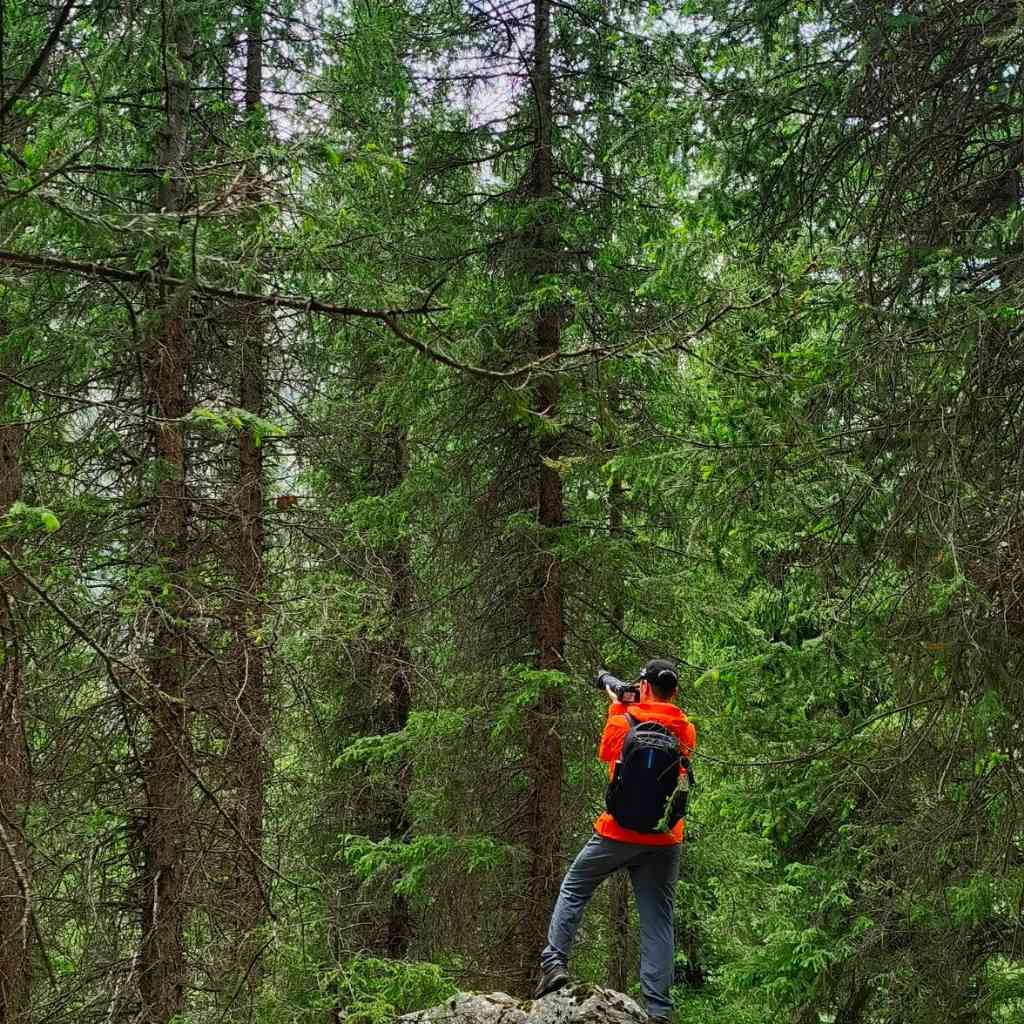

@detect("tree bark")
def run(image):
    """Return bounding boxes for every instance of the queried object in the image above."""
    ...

[0,340,30,1020]
[228,0,268,955]
[138,9,193,1021]
[519,0,565,991]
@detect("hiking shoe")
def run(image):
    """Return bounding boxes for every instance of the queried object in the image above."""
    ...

[534,964,569,999]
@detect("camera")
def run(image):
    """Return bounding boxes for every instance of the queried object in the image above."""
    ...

[592,668,641,705]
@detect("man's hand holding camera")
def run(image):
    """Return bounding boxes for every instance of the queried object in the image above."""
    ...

[592,667,642,706]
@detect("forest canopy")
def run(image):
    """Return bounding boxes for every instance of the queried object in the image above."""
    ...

[0,1,1022,1022]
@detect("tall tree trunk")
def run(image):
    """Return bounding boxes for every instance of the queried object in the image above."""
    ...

[228,0,268,960]
[0,344,30,1020]
[519,0,565,991]
[138,10,193,1021]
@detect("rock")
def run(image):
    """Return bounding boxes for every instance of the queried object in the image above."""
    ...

[398,990,528,1023]
[396,983,647,1023]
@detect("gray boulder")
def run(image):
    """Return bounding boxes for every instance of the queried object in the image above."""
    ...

[396,983,648,1023]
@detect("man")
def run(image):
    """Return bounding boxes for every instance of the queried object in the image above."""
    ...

[535,659,696,1023]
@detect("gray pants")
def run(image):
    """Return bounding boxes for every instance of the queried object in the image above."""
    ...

[541,834,681,1018]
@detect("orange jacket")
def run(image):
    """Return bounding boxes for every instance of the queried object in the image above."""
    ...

[594,700,697,846]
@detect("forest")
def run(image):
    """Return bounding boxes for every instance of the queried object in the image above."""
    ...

[0,0,1022,1021]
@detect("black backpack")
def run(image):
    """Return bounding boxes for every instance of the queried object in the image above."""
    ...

[605,713,693,833]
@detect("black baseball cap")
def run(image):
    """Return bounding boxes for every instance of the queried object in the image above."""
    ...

[640,659,678,690]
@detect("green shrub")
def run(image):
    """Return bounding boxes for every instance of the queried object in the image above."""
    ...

[332,956,457,1024]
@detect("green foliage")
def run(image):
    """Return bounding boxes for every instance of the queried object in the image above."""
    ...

[337,832,517,906]
[2,500,60,534]
[2,0,1022,1021]
[490,666,571,739]
[328,956,456,1024]
[184,406,284,445]
[256,948,455,1024]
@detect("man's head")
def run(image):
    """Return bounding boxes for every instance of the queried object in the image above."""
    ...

[639,659,678,701]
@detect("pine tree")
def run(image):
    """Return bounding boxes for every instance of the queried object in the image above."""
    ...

[137,6,195,1015]
[0,338,30,1020]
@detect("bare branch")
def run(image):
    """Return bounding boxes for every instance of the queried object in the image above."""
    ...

[0,248,444,319]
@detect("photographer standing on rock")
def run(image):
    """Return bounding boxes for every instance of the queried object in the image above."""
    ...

[535,659,696,1023]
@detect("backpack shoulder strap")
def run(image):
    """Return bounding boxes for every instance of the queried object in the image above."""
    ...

[617,712,641,763]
